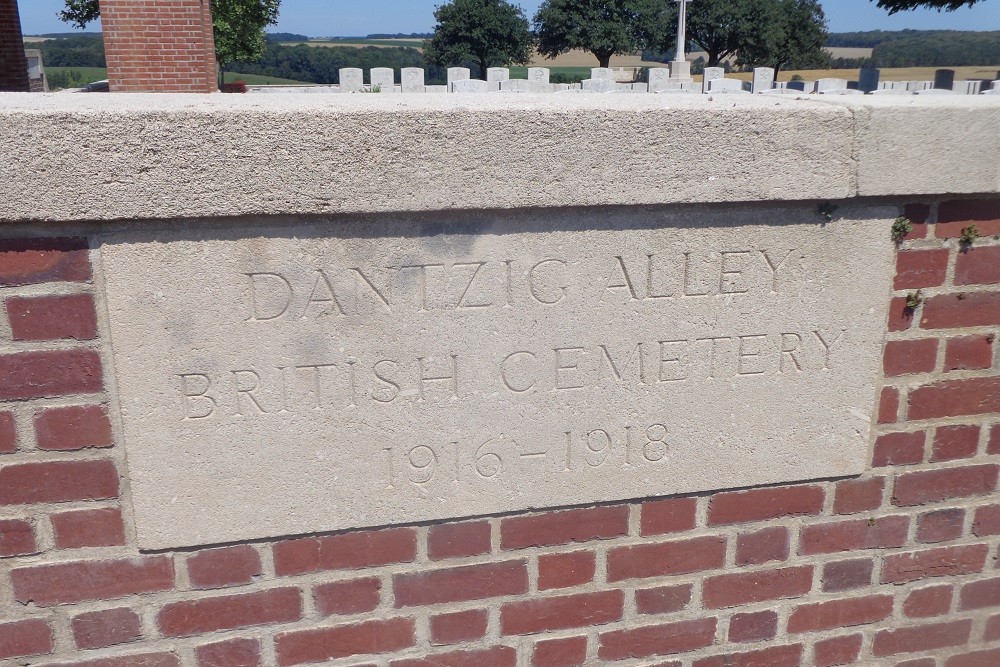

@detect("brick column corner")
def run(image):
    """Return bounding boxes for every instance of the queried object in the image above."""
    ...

[0,0,29,92]
[100,0,218,93]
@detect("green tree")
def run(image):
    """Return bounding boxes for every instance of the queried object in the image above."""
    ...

[424,0,533,78]
[873,0,984,13]
[59,0,280,85]
[737,0,829,77]
[533,0,643,69]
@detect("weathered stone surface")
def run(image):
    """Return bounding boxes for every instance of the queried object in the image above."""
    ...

[101,204,893,549]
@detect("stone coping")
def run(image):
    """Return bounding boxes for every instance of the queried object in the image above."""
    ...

[0,93,997,222]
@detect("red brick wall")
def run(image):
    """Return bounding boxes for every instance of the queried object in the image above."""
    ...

[100,0,217,93]
[0,0,29,92]
[0,199,998,666]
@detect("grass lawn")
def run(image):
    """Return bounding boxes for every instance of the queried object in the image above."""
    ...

[45,67,313,89]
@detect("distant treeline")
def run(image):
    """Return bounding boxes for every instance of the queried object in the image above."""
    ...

[265,33,310,43]
[32,35,105,67]
[366,33,432,39]
[231,43,449,84]
[871,32,1000,67]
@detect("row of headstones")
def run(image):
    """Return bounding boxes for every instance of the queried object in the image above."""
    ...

[251,66,1000,96]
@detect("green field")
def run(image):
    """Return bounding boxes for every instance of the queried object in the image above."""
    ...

[45,67,312,89]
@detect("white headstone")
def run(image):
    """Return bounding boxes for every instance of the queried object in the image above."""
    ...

[370,68,395,93]
[401,68,425,93]
[752,68,775,94]
[447,67,471,91]
[702,67,724,92]
[819,89,863,95]
[591,68,614,81]
[581,78,616,93]
[528,68,550,85]
[648,68,670,93]
[707,78,744,93]
[487,67,509,91]
[816,78,848,93]
[424,85,449,94]
[452,79,489,94]
[915,88,957,95]
[499,79,531,93]
[870,88,911,96]
[339,68,364,92]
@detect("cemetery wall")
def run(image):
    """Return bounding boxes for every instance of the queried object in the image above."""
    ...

[0,94,999,666]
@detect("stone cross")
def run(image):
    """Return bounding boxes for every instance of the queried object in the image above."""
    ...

[675,0,691,63]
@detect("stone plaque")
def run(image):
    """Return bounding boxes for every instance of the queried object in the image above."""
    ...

[101,205,893,550]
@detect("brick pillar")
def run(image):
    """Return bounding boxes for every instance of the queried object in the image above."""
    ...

[0,0,29,92]
[100,0,218,93]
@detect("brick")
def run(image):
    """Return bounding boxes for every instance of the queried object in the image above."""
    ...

[921,292,1000,330]
[894,249,949,289]
[822,559,874,592]
[429,609,487,645]
[196,638,261,667]
[834,477,884,514]
[427,521,491,560]
[936,198,1000,238]
[916,508,965,543]
[985,613,1000,640]
[597,618,717,661]
[640,497,697,536]
[735,526,789,566]
[0,459,119,506]
[872,619,972,657]
[0,237,90,286]
[959,575,1000,609]
[538,550,595,590]
[501,590,623,635]
[707,485,823,525]
[0,618,53,660]
[276,618,414,665]
[0,349,103,400]
[702,566,813,609]
[955,245,1000,285]
[787,594,893,633]
[944,335,994,371]
[72,608,142,650]
[991,424,1000,455]
[187,545,262,589]
[883,339,938,376]
[158,587,301,637]
[728,610,777,643]
[7,293,98,341]
[903,584,953,618]
[904,203,931,226]
[11,556,173,606]
[892,464,998,506]
[500,505,627,549]
[607,535,726,582]
[635,583,693,615]
[888,296,915,332]
[51,507,126,548]
[895,660,936,667]
[932,425,980,462]
[393,560,528,607]
[814,634,863,667]
[273,527,416,576]
[37,653,180,667]
[946,648,1000,667]
[974,504,1000,536]
[799,516,908,555]
[873,431,925,467]
[0,411,15,453]
[882,544,989,584]
[879,386,900,424]
[0,518,37,556]
[34,404,113,451]
[532,636,587,667]
[390,646,516,667]
[692,644,803,667]
[314,577,381,616]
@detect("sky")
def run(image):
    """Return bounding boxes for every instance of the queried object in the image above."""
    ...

[18,0,1000,36]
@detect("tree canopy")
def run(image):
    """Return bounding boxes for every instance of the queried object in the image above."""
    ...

[60,0,280,75]
[873,0,984,13]
[533,0,643,68]
[737,0,829,76]
[424,0,533,78]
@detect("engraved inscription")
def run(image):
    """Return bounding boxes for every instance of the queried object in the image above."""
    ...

[101,209,894,549]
